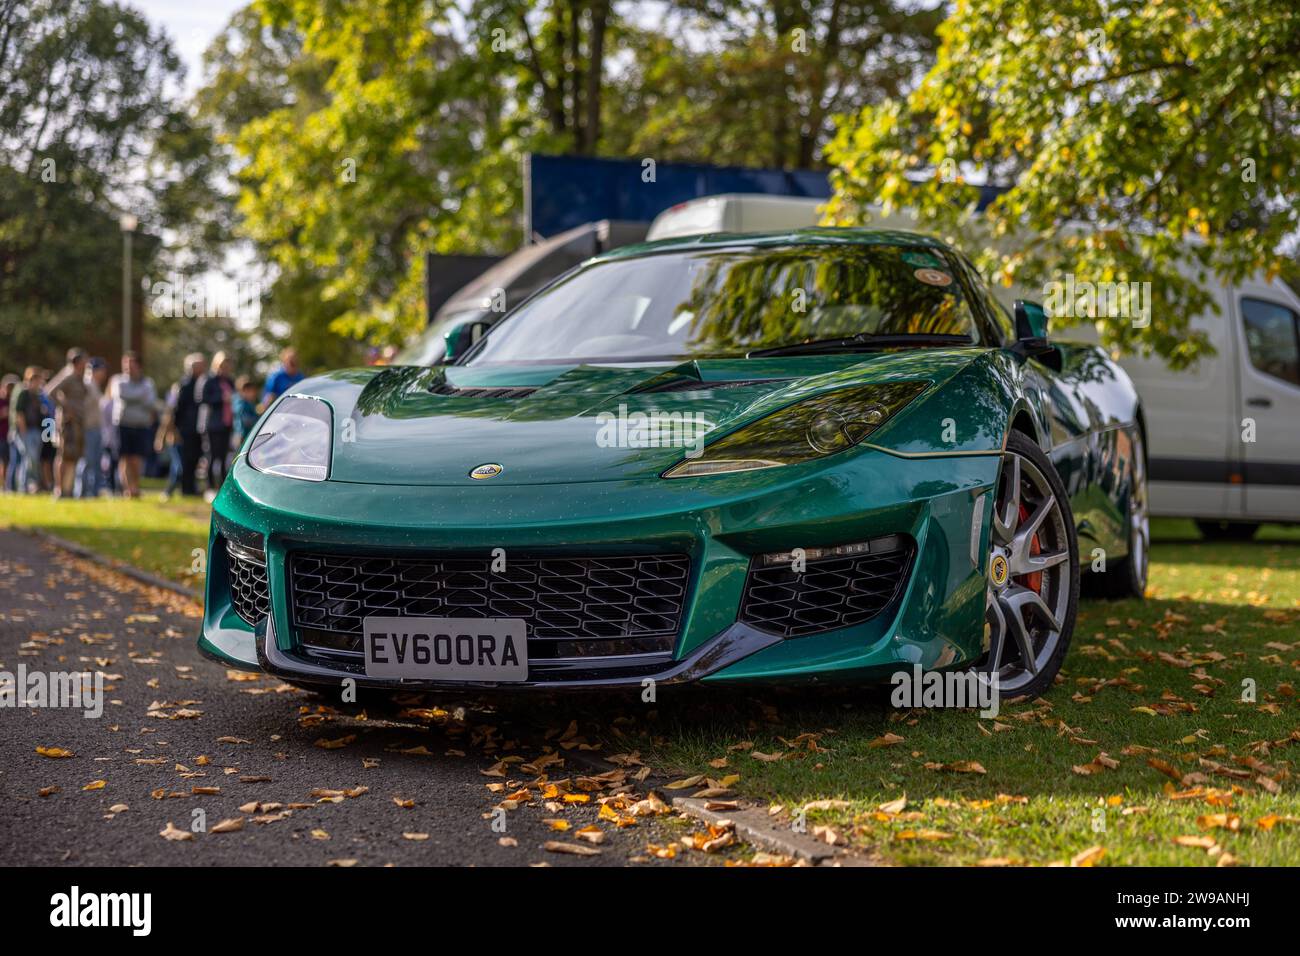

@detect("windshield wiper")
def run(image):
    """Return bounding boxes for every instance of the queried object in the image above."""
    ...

[747,333,974,358]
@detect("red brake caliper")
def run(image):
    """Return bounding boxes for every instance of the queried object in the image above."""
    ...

[1017,502,1043,592]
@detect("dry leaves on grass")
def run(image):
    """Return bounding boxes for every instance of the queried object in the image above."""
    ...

[1071,846,1107,867]
[1256,814,1300,830]
[895,829,953,842]
[924,760,987,775]
[1073,753,1120,775]
[1196,813,1242,832]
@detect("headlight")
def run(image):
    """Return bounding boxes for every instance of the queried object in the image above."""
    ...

[247,396,332,481]
[662,381,927,478]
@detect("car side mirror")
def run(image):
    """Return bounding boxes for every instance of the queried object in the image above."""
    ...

[443,316,494,362]
[1011,300,1053,359]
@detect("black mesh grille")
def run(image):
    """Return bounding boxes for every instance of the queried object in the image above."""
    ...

[288,551,691,659]
[226,541,270,626]
[739,537,914,638]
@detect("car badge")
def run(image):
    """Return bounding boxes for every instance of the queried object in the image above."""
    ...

[470,463,503,480]
[990,553,1009,587]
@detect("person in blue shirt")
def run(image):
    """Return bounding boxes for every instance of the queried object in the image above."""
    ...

[260,347,304,412]
[233,377,261,445]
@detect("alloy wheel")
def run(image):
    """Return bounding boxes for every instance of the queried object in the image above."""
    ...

[984,449,1073,695]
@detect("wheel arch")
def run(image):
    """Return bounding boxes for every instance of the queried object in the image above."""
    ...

[1005,404,1042,449]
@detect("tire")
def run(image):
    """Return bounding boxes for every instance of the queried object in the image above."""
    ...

[983,430,1080,700]
[1095,428,1150,599]
[1195,520,1259,542]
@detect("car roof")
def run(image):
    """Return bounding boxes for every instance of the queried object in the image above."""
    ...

[595,226,955,263]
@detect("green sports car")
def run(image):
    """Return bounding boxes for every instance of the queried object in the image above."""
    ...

[200,228,1148,700]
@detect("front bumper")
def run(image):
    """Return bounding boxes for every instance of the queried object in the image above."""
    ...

[199,448,1000,691]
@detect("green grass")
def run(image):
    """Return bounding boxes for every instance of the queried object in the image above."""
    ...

[0,487,210,588]
[607,518,1300,866]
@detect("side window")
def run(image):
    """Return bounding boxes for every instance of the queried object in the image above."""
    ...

[1241,297,1300,387]
[953,254,1015,344]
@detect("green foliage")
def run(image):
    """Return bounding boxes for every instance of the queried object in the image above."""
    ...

[214,0,941,354]
[611,1,942,169]
[0,0,182,372]
[824,0,1300,368]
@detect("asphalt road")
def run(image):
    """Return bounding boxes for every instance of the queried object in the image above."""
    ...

[0,529,732,867]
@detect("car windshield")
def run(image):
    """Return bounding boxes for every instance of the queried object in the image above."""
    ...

[465,243,978,365]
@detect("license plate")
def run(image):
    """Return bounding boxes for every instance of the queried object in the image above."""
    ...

[362,617,528,682]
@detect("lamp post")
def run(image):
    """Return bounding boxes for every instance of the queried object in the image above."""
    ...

[119,214,138,358]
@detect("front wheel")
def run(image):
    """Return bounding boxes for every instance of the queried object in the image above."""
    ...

[983,431,1080,700]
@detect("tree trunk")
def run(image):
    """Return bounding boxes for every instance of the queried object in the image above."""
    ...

[581,0,608,154]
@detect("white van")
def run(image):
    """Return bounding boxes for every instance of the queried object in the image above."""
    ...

[646,194,825,241]
[1102,275,1300,538]
[647,193,1300,537]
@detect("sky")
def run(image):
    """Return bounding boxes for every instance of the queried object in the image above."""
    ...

[131,0,249,94]
[128,2,261,334]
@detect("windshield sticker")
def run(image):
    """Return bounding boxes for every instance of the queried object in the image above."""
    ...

[901,251,943,269]
[914,267,953,287]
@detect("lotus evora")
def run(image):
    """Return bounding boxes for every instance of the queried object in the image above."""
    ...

[199,229,1148,699]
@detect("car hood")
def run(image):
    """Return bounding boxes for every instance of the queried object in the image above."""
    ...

[294,350,984,486]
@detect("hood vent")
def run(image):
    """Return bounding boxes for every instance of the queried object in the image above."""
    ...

[632,377,786,394]
[430,382,539,399]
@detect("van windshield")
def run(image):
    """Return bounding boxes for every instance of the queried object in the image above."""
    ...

[466,243,978,365]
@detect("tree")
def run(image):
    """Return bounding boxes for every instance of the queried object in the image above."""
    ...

[613,1,943,169]
[823,0,1300,367]
[0,0,183,371]
[472,0,613,155]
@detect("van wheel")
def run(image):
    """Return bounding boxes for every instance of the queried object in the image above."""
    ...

[1195,520,1259,542]
[1096,429,1149,600]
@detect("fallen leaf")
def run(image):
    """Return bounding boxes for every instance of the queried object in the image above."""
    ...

[160,822,193,842]
[543,840,601,856]
[1071,845,1106,867]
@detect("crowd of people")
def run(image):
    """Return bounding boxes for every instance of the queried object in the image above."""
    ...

[1,347,304,501]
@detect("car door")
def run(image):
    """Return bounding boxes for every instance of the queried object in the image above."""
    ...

[1234,291,1300,520]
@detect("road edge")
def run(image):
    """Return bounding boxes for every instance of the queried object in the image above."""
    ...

[671,796,881,866]
[14,526,202,601]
